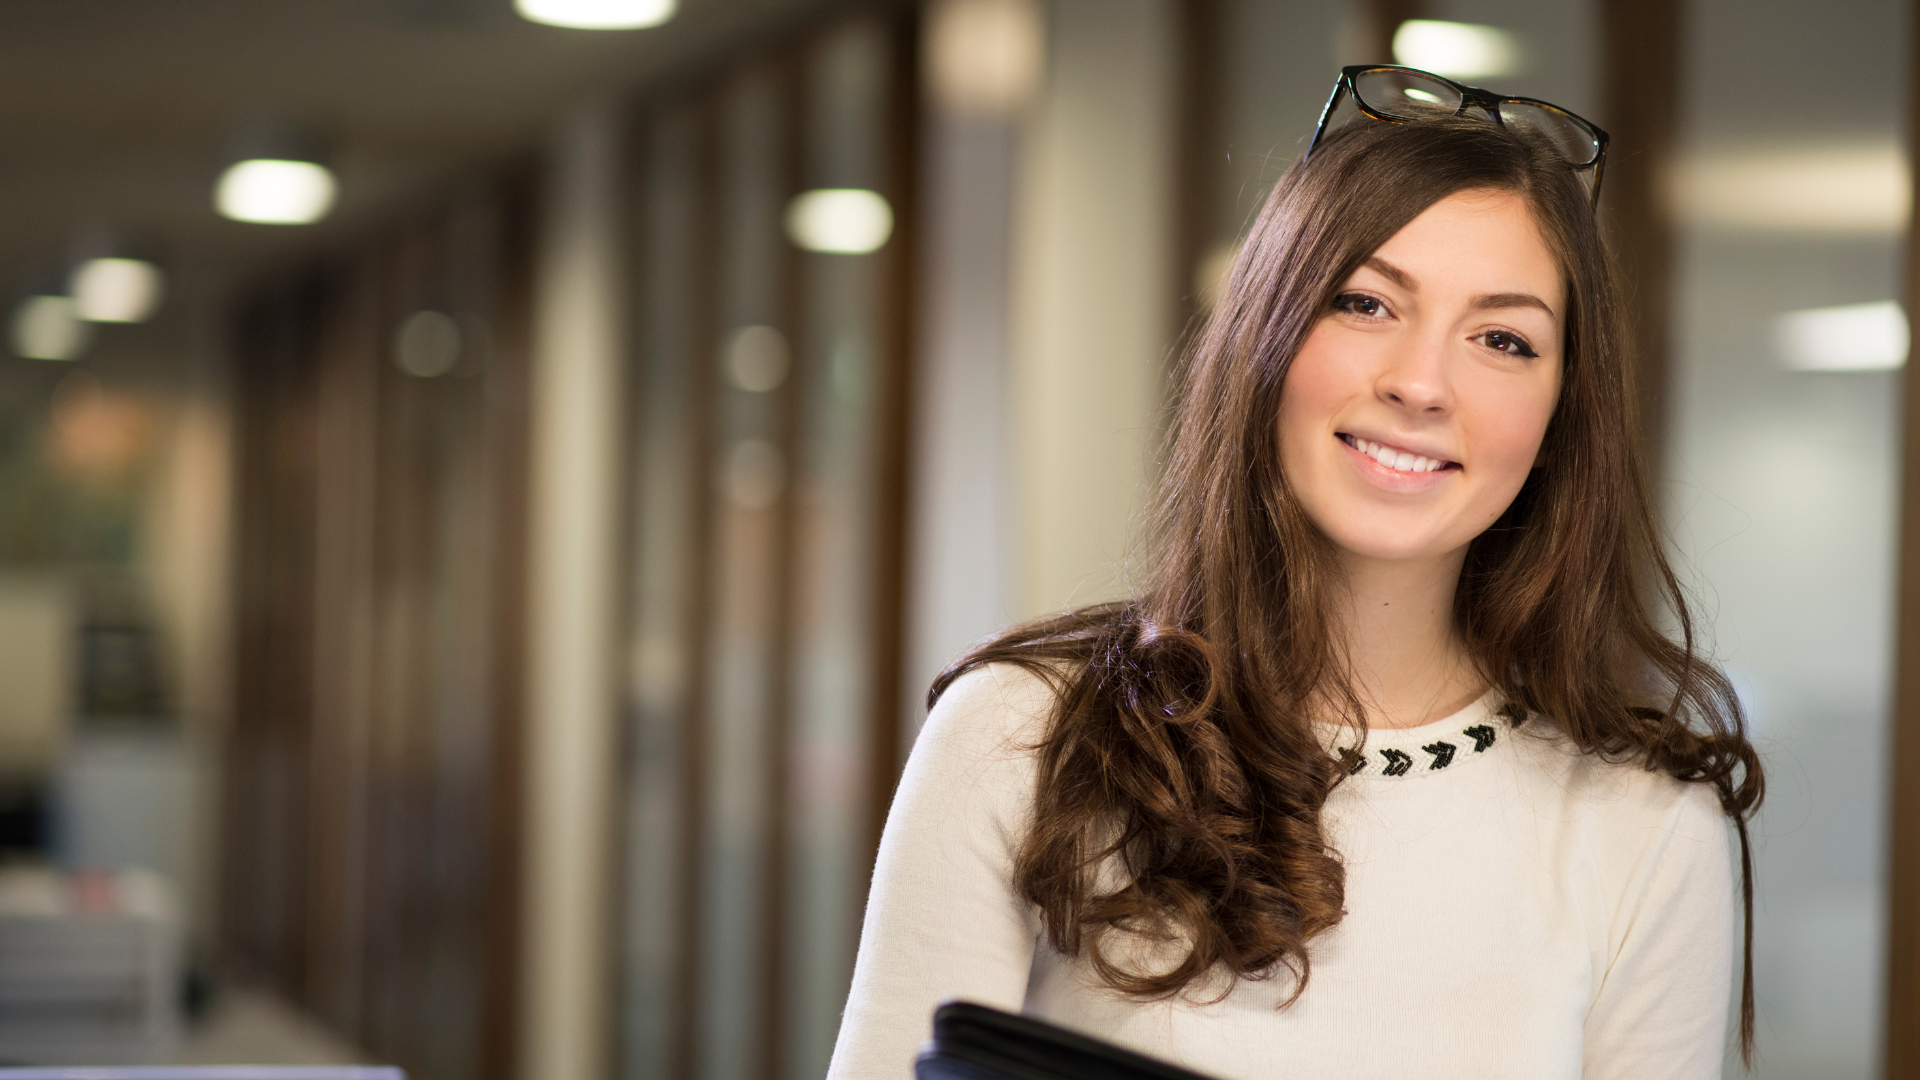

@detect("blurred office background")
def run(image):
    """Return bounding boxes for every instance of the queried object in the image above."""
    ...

[0,0,1906,1078]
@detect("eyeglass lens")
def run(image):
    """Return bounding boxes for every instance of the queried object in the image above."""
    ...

[1495,101,1601,167]
[1351,69,1463,121]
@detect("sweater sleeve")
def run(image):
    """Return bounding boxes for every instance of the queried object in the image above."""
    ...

[825,664,1054,1080]
[1581,779,1736,1080]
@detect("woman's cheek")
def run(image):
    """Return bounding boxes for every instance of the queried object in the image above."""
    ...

[1471,384,1556,500]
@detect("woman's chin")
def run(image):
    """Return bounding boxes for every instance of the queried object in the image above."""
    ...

[1321,524,1464,567]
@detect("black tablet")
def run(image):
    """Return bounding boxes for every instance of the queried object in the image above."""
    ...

[915,1001,1219,1080]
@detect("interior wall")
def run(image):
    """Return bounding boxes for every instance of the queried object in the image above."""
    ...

[905,0,1036,727]
[520,98,629,1080]
[906,0,1183,719]
[1212,0,1345,251]
[223,169,536,1080]
[141,331,234,952]
[615,16,919,1080]
[1666,0,1908,1075]
[1008,0,1178,618]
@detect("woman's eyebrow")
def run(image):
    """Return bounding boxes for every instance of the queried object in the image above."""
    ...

[1470,292,1556,317]
[1362,256,1415,291]
[1363,256,1556,318]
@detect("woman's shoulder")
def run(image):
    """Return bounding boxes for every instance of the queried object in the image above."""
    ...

[921,661,1064,753]
[895,662,1067,826]
[1510,715,1729,844]
[1506,716,1737,959]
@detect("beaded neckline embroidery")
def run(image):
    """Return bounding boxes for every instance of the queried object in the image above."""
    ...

[1335,703,1526,779]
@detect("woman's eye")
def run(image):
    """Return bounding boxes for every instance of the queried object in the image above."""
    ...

[1334,293,1388,319]
[1481,329,1538,359]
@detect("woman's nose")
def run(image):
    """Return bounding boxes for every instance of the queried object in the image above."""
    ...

[1375,340,1453,414]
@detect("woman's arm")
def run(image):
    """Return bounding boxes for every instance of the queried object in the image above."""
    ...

[1581,779,1736,1080]
[826,664,1054,1080]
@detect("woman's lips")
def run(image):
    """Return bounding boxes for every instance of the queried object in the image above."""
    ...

[1338,433,1456,473]
[1337,433,1459,491]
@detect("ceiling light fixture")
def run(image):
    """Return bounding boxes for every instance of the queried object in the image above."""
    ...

[394,310,463,378]
[726,325,790,392]
[215,122,338,226]
[785,189,894,254]
[216,159,338,225]
[12,296,90,361]
[1776,301,1908,372]
[515,0,676,29]
[1391,19,1520,80]
[926,0,1043,117]
[1670,142,1909,235]
[69,258,165,323]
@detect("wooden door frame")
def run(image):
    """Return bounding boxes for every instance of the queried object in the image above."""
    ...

[1885,6,1920,1075]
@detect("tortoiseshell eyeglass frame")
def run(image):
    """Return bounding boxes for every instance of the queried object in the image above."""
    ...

[1306,64,1611,210]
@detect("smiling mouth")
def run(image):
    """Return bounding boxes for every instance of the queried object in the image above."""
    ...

[1338,433,1460,474]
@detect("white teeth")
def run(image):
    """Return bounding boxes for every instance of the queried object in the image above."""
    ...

[1352,436,1444,474]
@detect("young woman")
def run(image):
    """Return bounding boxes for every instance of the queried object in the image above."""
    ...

[829,67,1762,1080]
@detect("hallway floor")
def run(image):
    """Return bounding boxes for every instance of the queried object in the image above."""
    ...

[171,986,367,1065]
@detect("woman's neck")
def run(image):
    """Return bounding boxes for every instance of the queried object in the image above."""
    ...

[1333,547,1483,730]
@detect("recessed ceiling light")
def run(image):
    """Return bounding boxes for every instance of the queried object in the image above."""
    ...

[726,325,790,392]
[394,310,463,378]
[1670,142,1909,234]
[69,258,165,323]
[1776,301,1908,372]
[926,0,1042,117]
[515,0,675,29]
[1392,20,1519,80]
[12,296,90,361]
[216,159,338,225]
[785,190,894,254]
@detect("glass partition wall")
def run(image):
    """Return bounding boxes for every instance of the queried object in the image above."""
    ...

[618,13,916,1080]
[1668,0,1907,1074]
[224,177,536,1080]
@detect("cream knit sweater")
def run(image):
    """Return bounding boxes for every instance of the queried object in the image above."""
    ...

[827,664,1735,1080]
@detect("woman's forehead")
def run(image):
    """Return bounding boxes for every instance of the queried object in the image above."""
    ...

[1361,190,1565,316]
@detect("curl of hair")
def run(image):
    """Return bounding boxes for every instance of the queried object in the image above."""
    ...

[930,115,1765,1062]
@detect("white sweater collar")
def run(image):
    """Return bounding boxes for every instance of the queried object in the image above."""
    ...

[1321,690,1520,779]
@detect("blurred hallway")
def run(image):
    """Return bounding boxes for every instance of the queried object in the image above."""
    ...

[0,1,1909,1079]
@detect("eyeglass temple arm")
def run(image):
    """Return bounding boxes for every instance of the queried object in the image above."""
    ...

[1305,78,1351,162]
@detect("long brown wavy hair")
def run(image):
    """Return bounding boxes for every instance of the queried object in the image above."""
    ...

[930,114,1765,1061]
